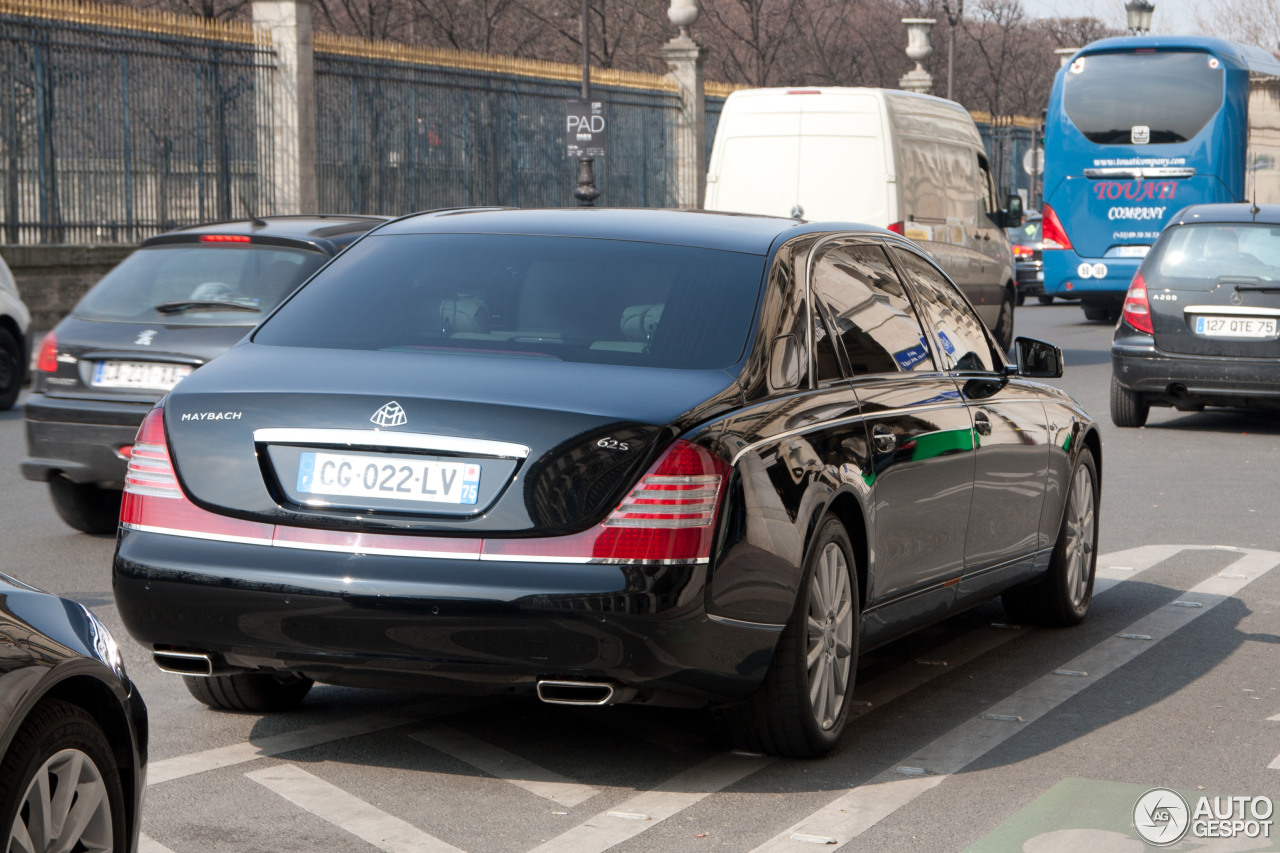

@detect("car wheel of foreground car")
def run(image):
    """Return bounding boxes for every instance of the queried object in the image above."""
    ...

[48,478,122,535]
[1037,295,1054,305]
[0,699,126,853]
[1003,448,1099,627]
[993,288,1015,352]
[724,517,859,758]
[1109,376,1149,428]
[184,672,314,712]
[0,328,20,411]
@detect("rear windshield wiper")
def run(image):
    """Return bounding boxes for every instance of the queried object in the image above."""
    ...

[1220,278,1280,293]
[154,300,260,314]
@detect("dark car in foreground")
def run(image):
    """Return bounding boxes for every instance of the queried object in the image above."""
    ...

[0,573,147,852]
[112,208,1101,758]
[22,215,387,533]
[1112,203,1280,427]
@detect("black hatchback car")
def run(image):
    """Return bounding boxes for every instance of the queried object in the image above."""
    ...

[1112,203,1280,427]
[112,208,1101,758]
[22,215,386,533]
[0,573,147,852]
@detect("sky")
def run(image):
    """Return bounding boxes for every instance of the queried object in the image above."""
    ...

[1019,0,1204,37]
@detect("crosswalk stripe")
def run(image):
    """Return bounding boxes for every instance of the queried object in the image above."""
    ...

[527,753,771,853]
[1093,543,1187,592]
[410,727,600,806]
[247,763,466,853]
[149,700,462,786]
[749,547,1280,852]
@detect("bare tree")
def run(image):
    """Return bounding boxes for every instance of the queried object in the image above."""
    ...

[1195,0,1280,56]
[700,0,802,86]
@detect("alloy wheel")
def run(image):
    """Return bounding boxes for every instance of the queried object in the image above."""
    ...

[806,542,854,730]
[8,747,114,853]
[1063,463,1097,607]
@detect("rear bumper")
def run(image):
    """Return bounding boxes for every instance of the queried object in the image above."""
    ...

[112,528,781,704]
[1043,251,1140,297]
[1112,337,1280,407]
[22,393,153,487]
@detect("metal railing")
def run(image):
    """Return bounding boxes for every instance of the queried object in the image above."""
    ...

[0,2,275,244]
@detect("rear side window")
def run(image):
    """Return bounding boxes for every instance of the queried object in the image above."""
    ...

[1063,51,1223,145]
[810,242,934,374]
[254,234,765,370]
[1151,223,1280,285]
[75,245,326,326]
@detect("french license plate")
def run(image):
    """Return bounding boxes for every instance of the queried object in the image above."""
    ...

[296,451,481,505]
[1114,246,1150,259]
[92,360,193,390]
[1193,316,1278,338]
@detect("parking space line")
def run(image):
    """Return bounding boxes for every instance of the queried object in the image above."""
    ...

[149,700,457,786]
[248,763,465,853]
[528,753,771,853]
[410,727,599,806]
[138,832,178,853]
[749,548,1280,852]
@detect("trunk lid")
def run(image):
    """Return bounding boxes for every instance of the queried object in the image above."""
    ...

[163,344,741,534]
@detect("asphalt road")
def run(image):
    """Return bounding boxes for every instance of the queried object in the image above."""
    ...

[1,301,1277,853]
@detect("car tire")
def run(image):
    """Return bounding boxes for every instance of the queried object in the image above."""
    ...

[1015,291,1026,307]
[184,672,314,712]
[0,699,127,853]
[722,517,859,758]
[1037,295,1054,305]
[1109,376,1149,428]
[1082,302,1118,323]
[993,287,1015,352]
[48,477,122,535]
[0,327,21,411]
[1002,447,1099,627]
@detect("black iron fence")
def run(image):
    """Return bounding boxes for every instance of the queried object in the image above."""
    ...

[0,2,275,244]
[314,39,687,213]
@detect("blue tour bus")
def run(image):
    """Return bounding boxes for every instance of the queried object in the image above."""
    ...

[1041,36,1280,321]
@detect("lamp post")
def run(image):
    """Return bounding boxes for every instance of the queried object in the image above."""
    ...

[941,0,963,101]
[1125,0,1154,35]
[573,0,600,206]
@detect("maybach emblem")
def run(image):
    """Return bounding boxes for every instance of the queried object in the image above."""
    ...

[371,401,408,428]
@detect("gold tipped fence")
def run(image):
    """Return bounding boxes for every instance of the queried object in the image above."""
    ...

[0,0,266,44]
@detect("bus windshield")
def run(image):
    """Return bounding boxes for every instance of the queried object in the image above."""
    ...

[1064,51,1224,145]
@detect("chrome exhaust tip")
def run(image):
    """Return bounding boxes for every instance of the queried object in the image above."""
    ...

[153,650,215,677]
[536,679,620,706]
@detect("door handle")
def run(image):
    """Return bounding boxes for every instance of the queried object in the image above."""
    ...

[872,424,897,453]
[974,410,993,436]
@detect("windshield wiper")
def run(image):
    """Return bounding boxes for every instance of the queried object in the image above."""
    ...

[154,300,260,314]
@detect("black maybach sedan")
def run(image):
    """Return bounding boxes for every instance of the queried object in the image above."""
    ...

[22,214,387,534]
[112,208,1101,758]
[0,573,147,852]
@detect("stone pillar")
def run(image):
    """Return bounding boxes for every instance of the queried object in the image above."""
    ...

[253,0,317,214]
[660,0,706,209]
[898,18,936,95]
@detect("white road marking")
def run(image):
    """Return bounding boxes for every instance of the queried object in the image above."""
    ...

[749,548,1280,852]
[149,701,451,785]
[527,753,771,853]
[247,763,465,853]
[410,727,599,806]
[138,833,178,853]
[1093,544,1186,593]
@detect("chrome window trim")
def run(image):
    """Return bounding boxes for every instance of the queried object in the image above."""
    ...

[253,428,530,459]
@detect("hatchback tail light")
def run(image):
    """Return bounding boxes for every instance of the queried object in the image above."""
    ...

[1040,204,1073,251]
[481,440,730,564]
[35,332,58,374]
[1012,244,1035,259]
[1121,272,1154,335]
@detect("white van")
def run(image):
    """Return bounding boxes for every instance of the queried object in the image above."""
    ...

[704,87,1021,349]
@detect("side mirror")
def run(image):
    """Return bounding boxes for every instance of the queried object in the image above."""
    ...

[1004,194,1024,228]
[1014,336,1064,378]
[769,334,804,390]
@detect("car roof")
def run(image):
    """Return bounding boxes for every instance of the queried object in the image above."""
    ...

[141,215,390,252]
[1167,204,1280,227]
[372,207,878,255]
